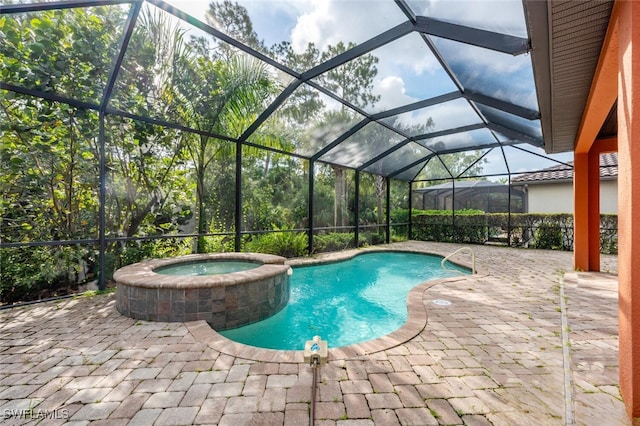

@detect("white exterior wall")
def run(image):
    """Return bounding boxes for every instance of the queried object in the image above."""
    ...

[600,180,618,214]
[527,183,574,213]
[526,180,618,214]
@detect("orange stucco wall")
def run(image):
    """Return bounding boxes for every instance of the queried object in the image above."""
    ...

[618,0,640,419]
[573,0,619,273]
[587,150,601,271]
[572,0,640,419]
[574,141,615,272]
[573,152,593,270]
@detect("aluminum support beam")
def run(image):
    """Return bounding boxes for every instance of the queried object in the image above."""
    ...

[414,16,530,56]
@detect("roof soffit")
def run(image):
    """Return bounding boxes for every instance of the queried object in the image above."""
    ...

[526,0,615,154]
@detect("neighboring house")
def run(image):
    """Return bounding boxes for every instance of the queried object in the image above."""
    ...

[412,180,526,213]
[511,152,618,214]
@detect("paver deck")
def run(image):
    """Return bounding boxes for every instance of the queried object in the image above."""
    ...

[0,241,629,425]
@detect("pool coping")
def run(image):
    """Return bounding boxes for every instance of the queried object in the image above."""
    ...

[186,246,485,362]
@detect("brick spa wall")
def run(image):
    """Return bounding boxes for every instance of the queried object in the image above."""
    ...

[113,253,290,331]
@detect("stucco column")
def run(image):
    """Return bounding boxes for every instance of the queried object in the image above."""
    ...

[575,137,618,271]
[587,148,601,271]
[574,149,601,271]
[573,152,590,270]
[618,0,640,419]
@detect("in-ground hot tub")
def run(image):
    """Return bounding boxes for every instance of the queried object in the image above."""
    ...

[114,253,290,330]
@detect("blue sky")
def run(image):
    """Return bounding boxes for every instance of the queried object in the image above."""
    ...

[169,0,535,116]
[165,0,574,173]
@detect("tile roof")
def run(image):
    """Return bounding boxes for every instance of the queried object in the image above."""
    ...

[414,180,504,192]
[511,152,617,183]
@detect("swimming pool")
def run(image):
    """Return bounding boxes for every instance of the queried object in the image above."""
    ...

[219,251,468,349]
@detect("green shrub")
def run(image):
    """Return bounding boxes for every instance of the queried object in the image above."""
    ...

[313,232,355,253]
[202,234,234,253]
[413,208,484,216]
[600,214,618,255]
[389,209,409,224]
[244,228,308,258]
[118,238,191,266]
[410,212,617,254]
[0,245,89,305]
[453,215,489,243]
[361,231,386,246]
[412,214,453,242]
[390,223,408,240]
[535,224,563,250]
[102,238,193,282]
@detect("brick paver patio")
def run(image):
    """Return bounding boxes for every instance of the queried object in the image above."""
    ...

[0,242,629,425]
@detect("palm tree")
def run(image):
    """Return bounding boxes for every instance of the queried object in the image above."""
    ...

[173,37,282,252]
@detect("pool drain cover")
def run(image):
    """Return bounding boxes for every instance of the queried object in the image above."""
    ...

[432,299,451,306]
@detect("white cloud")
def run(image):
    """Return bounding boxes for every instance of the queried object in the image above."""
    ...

[163,1,208,20]
[373,76,417,112]
[289,0,406,53]
[415,98,481,131]
[435,37,528,76]
[373,33,441,77]
[168,0,532,114]
[288,2,440,77]
[290,0,334,52]
[432,38,537,110]
[285,2,457,111]
[411,0,528,38]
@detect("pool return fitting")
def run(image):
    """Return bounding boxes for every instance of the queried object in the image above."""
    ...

[304,335,328,425]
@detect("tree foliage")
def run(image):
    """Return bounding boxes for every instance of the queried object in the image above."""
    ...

[0,2,479,304]
[1,7,128,301]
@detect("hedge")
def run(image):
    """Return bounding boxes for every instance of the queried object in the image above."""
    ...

[410,211,618,254]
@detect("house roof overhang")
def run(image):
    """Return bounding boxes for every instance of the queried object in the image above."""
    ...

[525,0,616,154]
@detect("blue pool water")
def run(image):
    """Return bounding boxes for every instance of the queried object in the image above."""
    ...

[156,260,259,276]
[219,251,468,349]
